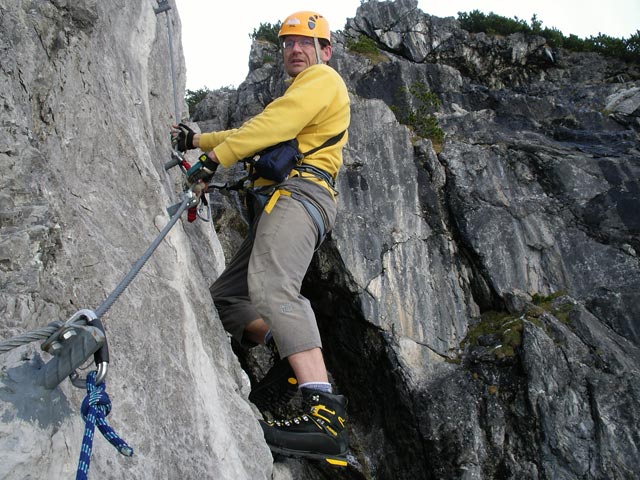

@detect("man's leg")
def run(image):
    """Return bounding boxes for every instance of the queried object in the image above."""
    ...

[244,320,328,384]
[244,316,300,410]
[247,192,348,464]
[213,252,299,410]
[248,192,322,358]
[288,347,328,384]
[243,318,271,345]
[210,233,262,346]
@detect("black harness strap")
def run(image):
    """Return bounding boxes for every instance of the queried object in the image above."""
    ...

[293,164,336,189]
[294,130,346,187]
[299,130,346,158]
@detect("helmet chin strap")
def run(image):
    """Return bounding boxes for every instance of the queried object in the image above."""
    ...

[313,37,322,64]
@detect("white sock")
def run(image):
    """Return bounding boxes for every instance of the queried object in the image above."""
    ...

[299,381,332,394]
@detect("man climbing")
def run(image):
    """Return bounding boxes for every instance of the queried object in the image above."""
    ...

[172,11,350,466]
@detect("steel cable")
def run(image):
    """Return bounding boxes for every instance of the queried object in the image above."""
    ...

[0,322,62,354]
[1,194,191,355]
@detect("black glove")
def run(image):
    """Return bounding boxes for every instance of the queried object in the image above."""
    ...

[187,154,218,186]
[172,123,196,152]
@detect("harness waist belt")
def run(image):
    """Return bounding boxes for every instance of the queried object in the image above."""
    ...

[293,164,335,189]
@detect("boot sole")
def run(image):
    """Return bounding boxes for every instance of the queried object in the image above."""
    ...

[268,444,348,467]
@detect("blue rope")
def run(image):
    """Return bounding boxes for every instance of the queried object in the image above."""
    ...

[76,371,133,480]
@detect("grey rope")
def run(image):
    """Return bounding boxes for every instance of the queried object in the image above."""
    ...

[0,322,62,354]
[95,194,191,318]
[0,194,192,354]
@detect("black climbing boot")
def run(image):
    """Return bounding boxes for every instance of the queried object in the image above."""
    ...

[249,339,298,411]
[259,389,349,467]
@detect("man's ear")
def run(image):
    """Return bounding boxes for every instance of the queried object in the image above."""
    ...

[321,45,333,63]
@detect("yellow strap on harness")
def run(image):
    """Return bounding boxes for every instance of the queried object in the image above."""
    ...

[263,189,291,214]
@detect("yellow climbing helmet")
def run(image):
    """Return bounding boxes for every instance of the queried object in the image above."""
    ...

[278,11,331,43]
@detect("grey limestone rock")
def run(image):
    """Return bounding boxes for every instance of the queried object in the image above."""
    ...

[2,0,639,479]
[0,1,271,479]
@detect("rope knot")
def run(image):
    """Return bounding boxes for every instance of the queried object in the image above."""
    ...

[81,372,112,420]
[76,371,133,480]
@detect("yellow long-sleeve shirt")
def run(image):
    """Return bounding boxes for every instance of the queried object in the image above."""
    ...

[198,64,350,187]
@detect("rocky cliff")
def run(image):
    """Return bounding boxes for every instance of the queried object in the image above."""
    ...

[1,0,639,479]
[0,1,269,479]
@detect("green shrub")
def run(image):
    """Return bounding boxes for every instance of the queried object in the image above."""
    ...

[346,34,379,55]
[461,310,524,360]
[458,10,529,36]
[584,33,636,61]
[185,87,211,116]
[391,82,444,148]
[346,34,387,63]
[627,31,640,57]
[539,26,564,48]
[530,291,572,324]
[457,10,639,63]
[250,22,281,45]
[531,291,564,306]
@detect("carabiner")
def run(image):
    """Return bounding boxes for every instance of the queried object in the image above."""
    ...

[71,311,109,387]
[197,195,212,222]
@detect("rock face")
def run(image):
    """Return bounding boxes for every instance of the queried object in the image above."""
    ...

[1,1,639,480]
[0,1,270,479]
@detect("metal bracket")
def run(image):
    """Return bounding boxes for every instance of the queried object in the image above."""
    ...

[41,309,108,390]
[153,0,171,15]
[167,189,198,217]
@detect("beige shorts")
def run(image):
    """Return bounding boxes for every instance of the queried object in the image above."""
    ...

[210,177,337,357]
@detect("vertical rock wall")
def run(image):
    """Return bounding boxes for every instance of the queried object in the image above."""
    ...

[0,1,271,478]
[192,1,640,478]
[3,0,639,479]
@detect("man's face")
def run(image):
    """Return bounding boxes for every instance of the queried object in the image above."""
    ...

[282,35,332,77]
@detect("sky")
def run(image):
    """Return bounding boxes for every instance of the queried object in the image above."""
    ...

[172,0,639,91]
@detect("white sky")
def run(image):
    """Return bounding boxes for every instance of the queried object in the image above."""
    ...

[172,0,639,90]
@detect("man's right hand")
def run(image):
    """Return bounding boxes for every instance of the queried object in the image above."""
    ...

[187,153,219,187]
[171,123,196,152]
